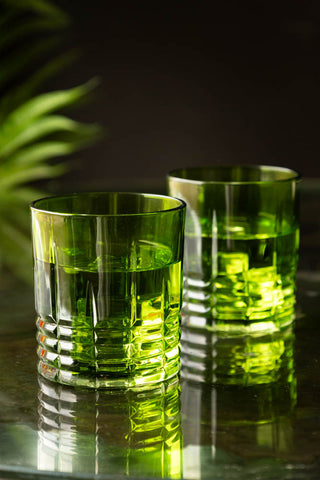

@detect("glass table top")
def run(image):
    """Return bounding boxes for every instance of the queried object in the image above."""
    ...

[0,179,319,480]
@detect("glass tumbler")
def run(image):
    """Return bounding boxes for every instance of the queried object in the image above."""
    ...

[167,165,300,333]
[31,192,185,389]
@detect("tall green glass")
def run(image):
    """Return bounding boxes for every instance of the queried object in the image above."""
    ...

[31,192,185,389]
[168,165,300,333]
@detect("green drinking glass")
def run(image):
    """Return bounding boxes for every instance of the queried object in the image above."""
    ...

[167,165,300,333]
[31,192,186,389]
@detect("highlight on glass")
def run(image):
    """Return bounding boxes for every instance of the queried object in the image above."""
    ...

[31,192,186,389]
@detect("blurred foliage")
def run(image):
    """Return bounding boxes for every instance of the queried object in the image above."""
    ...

[0,0,101,284]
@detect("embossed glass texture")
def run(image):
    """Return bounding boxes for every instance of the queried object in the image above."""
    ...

[31,192,186,389]
[167,165,300,333]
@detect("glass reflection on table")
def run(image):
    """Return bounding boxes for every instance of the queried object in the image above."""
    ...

[37,375,182,478]
[180,316,296,479]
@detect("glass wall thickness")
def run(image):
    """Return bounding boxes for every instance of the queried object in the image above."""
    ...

[31,192,186,389]
[167,165,300,333]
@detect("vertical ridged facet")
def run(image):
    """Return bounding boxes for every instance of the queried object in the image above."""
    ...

[36,258,182,389]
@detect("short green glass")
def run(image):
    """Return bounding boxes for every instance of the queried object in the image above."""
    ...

[31,192,186,389]
[167,165,300,333]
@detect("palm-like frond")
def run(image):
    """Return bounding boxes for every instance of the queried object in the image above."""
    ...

[1,0,68,25]
[0,50,80,119]
[0,0,102,283]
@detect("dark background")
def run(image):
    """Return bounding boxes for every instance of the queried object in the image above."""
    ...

[51,1,320,192]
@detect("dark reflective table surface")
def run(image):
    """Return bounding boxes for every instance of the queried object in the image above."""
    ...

[0,180,319,480]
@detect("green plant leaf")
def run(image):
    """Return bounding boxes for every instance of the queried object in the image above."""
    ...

[0,36,61,90]
[0,0,102,285]
[0,50,80,120]
[0,7,17,30]
[0,115,101,158]
[0,218,33,284]
[0,0,69,26]
[2,79,99,126]
[2,135,103,170]
[0,196,32,232]
[0,17,68,53]
[4,186,46,203]
[0,163,66,190]
[4,141,79,167]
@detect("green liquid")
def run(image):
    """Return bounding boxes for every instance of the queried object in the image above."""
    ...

[35,241,182,388]
[184,225,299,326]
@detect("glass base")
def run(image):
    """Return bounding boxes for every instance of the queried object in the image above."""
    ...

[181,309,295,335]
[38,358,180,391]
[180,315,295,385]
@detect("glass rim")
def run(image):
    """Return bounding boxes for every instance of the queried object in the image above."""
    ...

[167,164,301,185]
[30,191,186,217]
